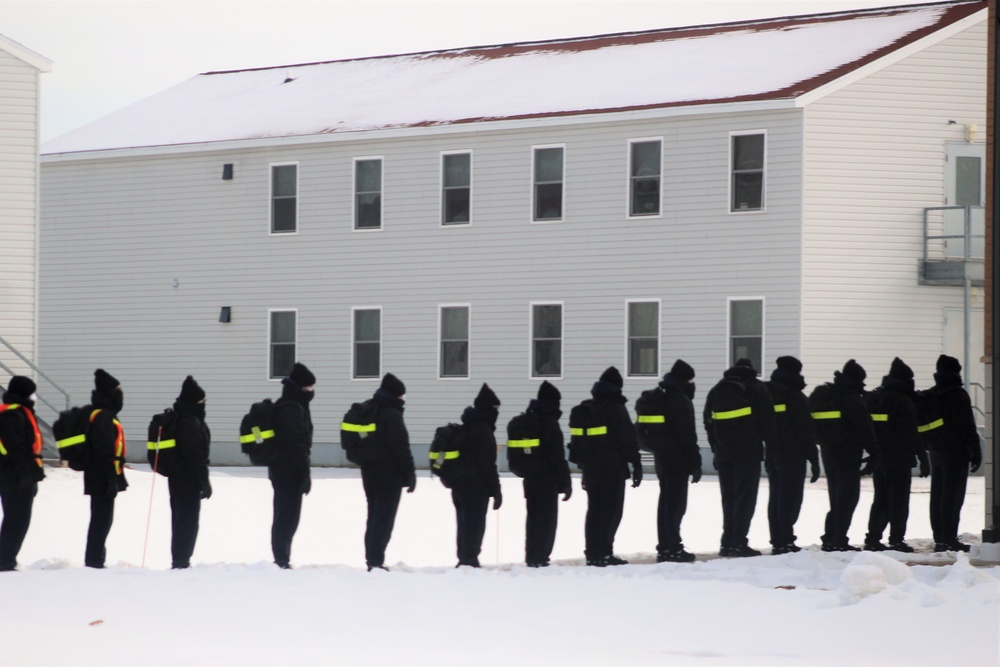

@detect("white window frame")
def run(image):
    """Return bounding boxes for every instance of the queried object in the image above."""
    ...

[726,297,765,373]
[728,130,766,214]
[267,308,298,380]
[352,156,384,232]
[351,305,383,380]
[626,138,663,219]
[438,303,471,379]
[529,301,564,379]
[625,299,661,378]
[440,150,473,227]
[269,162,299,235]
[531,144,566,224]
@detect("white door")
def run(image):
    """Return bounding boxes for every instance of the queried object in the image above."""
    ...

[944,142,985,259]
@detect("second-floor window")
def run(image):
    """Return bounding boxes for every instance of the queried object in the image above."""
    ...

[353,307,381,378]
[533,146,564,221]
[270,164,297,233]
[442,152,471,225]
[627,300,659,376]
[269,309,296,378]
[731,132,765,212]
[440,305,470,377]
[629,140,661,217]
[354,158,382,230]
[729,298,763,371]
[531,303,562,377]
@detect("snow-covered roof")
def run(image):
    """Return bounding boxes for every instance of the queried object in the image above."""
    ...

[42,0,985,156]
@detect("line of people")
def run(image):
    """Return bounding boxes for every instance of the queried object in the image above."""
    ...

[0,353,982,572]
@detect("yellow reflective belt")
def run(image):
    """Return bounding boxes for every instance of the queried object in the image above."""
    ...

[507,439,540,449]
[57,434,87,449]
[918,418,944,433]
[239,427,275,444]
[871,414,888,422]
[429,450,460,469]
[637,415,665,424]
[811,411,841,419]
[0,438,6,456]
[570,426,608,437]
[341,422,376,433]
[712,407,752,420]
[773,404,787,413]
[146,439,176,451]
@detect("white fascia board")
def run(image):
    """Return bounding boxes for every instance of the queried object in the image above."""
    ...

[41,97,798,164]
[794,8,987,109]
[0,33,52,72]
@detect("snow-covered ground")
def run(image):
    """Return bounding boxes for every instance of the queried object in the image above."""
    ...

[4,465,998,666]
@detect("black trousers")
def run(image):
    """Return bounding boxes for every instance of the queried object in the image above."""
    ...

[716,460,760,549]
[866,465,912,544]
[583,474,626,561]
[362,478,401,568]
[0,481,36,571]
[271,478,304,568]
[822,463,860,548]
[655,469,689,554]
[767,458,806,548]
[85,493,116,567]
[168,479,201,568]
[524,477,558,566]
[452,487,490,566]
[930,463,969,544]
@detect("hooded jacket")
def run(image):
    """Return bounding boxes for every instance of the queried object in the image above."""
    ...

[455,406,501,497]
[587,380,640,480]
[361,388,416,489]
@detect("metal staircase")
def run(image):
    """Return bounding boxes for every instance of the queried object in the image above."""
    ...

[0,333,71,460]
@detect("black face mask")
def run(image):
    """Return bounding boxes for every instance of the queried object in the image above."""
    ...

[300,390,315,405]
[683,382,696,400]
[112,390,124,414]
[193,404,206,421]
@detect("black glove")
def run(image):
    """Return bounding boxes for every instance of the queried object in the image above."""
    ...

[859,457,873,477]
[691,467,702,484]
[971,449,982,474]
[492,490,503,511]
[810,462,820,484]
[200,479,213,500]
[631,463,643,488]
[561,484,572,502]
[918,454,930,479]
[406,472,417,493]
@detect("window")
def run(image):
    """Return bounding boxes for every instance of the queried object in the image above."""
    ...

[440,305,470,377]
[729,298,763,371]
[270,164,297,233]
[533,146,564,221]
[731,132,765,212]
[531,303,562,377]
[629,140,661,217]
[442,152,471,225]
[354,158,382,230]
[352,307,381,378]
[269,310,296,379]
[627,301,659,376]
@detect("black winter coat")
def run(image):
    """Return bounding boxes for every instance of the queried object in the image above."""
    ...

[586,381,640,481]
[523,398,572,493]
[361,389,416,489]
[646,381,700,476]
[925,372,981,467]
[808,378,876,469]
[703,366,774,464]
[867,378,923,470]
[0,392,44,488]
[84,390,128,496]
[170,400,210,493]
[268,385,313,490]
[454,406,501,497]
[764,378,818,467]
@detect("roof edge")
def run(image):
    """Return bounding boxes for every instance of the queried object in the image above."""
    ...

[0,33,52,72]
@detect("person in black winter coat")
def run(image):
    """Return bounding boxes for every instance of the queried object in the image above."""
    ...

[512,380,572,568]
[809,359,877,552]
[0,376,45,572]
[703,359,773,558]
[269,362,315,569]
[764,356,819,555]
[451,383,503,568]
[360,373,416,571]
[863,358,927,553]
[581,366,642,567]
[640,359,701,563]
[923,354,981,552]
[168,376,212,569]
[84,369,128,568]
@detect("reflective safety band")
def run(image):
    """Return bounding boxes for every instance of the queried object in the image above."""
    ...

[341,422,376,433]
[871,414,888,422]
[507,439,540,449]
[637,415,665,424]
[570,426,608,437]
[239,427,275,444]
[429,450,460,469]
[811,411,841,419]
[773,404,787,413]
[147,439,177,451]
[0,438,6,456]
[711,407,752,420]
[57,434,87,449]
[918,418,944,433]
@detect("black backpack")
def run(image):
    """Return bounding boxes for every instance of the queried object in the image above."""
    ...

[635,388,669,454]
[808,382,845,447]
[706,379,754,449]
[340,399,384,465]
[568,399,613,468]
[506,411,546,478]
[914,388,946,452]
[239,399,279,466]
[146,408,180,477]
[429,423,468,488]
[53,405,95,471]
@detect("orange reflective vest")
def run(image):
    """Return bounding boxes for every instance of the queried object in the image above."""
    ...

[89,409,126,476]
[0,403,43,468]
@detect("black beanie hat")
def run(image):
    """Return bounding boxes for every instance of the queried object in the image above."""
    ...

[775,356,802,374]
[474,383,501,411]
[667,359,695,383]
[178,375,205,403]
[7,376,36,400]
[888,357,914,381]
[380,372,406,398]
[94,368,120,395]
[288,362,316,388]
[936,354,961,374]
[537,380,561,407]
[599,366,624,389]
[842,359,866,384]
[735,358,758,375]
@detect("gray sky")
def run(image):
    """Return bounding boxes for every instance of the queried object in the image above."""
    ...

[3,0,944,142]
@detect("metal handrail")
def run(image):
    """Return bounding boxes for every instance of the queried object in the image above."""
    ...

[923,205,985,263]
[0,333,71,411]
